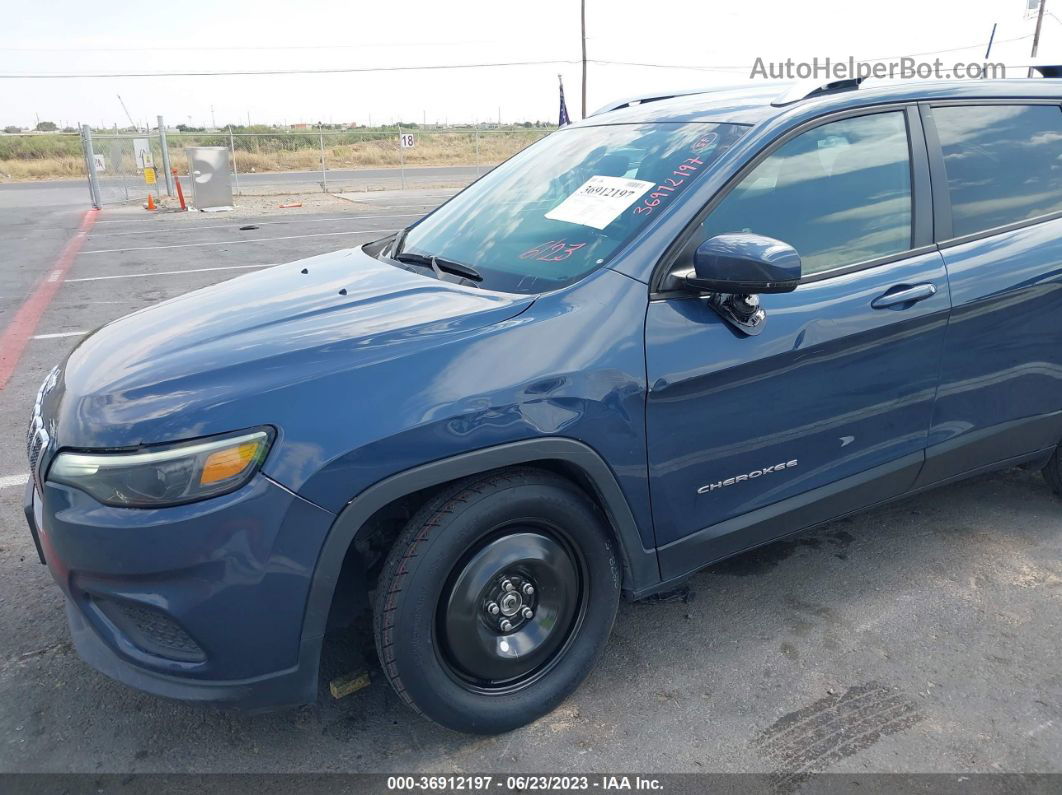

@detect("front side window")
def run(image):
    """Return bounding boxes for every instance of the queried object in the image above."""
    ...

[697,111,913,275]
[932,104,1062,238]
[393,122,748,293]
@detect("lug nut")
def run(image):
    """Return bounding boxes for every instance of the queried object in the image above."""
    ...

[499,619,513,632]
[522,583,534,596]
[502,579,514,592]
[487,602,500,615]
[521,606,533,620]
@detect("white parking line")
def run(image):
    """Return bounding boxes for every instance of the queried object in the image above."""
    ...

[32,331,87,339]
[67,264,272,283]
[86,208,435,227]
[0,473,28,489]
[80,228,394,254]
[87,214,422,238]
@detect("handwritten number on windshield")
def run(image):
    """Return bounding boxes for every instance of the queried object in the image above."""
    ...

[520,240,587,262]
[633,157,703,216]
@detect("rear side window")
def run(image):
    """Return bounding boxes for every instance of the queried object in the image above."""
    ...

[933,104,1062,238]
[698,111,912,275]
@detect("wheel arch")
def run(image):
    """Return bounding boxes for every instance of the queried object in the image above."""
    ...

[297,438,660,676]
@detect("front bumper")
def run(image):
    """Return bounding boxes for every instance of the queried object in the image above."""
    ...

[25,473,336,709]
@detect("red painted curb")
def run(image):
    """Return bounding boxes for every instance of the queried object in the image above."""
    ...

[0,208,98,391]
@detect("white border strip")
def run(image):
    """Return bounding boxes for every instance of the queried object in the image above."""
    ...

[67,264,271,283]
[87,214,422,238]
[0,473,28,489]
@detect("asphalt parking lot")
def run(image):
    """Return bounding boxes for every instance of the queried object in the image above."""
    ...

[0,188,1059,778]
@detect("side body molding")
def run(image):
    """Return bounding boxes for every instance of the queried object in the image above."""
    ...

[297,438,662,673]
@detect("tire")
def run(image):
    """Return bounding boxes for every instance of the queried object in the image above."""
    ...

[1043,445,1062,495]
[373,467,621,734]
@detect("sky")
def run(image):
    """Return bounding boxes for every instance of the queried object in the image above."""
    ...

[0,0,1059,129]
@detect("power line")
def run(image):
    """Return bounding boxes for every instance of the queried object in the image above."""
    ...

[860,33,1034,63]
[0,31,1035,58]
[593,35,1037,73]
[0,35,1038,80]
[0,60,581,79]
[0,58,734,79]
[0,39,496,53]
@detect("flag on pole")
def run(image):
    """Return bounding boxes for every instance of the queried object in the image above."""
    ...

[558,75,571,127]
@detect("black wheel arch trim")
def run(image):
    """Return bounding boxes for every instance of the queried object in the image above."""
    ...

[296,438,661,682]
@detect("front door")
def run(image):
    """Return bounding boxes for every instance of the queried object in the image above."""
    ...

[644,108,951,579]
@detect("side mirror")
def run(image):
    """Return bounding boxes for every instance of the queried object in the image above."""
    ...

[686,233,801,295]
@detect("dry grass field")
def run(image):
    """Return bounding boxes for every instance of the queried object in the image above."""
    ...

[0,129,551,181]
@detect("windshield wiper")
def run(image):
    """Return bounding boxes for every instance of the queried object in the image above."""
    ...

[394,252,484,284]
[390,228,410,258]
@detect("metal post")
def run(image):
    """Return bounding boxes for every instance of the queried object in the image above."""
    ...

[319,129,328,192]
[158,115,173,196]
[398,124,406,190]
[80,124,102,209]
[229,127,241,198]
[474,125,480,176]
[1029,0,1047,77]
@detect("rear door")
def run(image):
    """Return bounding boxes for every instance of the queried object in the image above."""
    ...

[644,106,951,578]
[916,101,1062,486]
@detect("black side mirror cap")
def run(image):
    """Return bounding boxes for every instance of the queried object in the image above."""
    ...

[686,233,802,295]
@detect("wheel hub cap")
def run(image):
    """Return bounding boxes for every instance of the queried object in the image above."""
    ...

[484,573,536,631]
[439,530,581,687]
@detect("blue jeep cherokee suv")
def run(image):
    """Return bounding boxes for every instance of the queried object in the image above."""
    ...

[25,75,1062,734]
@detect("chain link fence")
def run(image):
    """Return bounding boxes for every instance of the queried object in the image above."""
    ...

[172,127,552,195]
[90,134,157,205]
[0,124,555,207]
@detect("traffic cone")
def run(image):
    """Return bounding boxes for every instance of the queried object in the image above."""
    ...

[145,193,156,211]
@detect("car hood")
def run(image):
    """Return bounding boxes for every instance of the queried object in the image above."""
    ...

[51,245,533,448]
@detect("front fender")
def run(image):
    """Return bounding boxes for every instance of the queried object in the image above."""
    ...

[297,437,663,674]
[289,269,659,681]
[287,268,655,542]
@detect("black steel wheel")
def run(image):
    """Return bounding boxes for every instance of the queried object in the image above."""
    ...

[438,527,585,690]
[373,468,621,734]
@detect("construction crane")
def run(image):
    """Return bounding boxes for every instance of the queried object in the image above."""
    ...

[116,94,137,132]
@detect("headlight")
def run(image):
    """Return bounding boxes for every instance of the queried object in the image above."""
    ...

[47,429,273,508]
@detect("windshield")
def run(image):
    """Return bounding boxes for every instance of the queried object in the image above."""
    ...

[391,122,748,294]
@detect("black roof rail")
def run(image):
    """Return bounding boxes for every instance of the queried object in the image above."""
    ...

[1030,64,1062,77]
[771,77,867,107]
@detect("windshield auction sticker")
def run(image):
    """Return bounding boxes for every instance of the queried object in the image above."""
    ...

[545,175,655,230]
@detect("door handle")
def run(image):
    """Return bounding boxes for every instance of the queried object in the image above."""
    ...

[871,282,936,309]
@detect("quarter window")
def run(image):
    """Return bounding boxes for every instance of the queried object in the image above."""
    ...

[698,111,913,275]
[932,104,1062,238]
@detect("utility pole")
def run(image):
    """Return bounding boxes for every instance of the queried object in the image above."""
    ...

[210,105,216,129]
[580,0,587,118]
[1029,0,1047,77]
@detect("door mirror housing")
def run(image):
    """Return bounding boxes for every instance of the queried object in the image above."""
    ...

[686,233,802,295]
